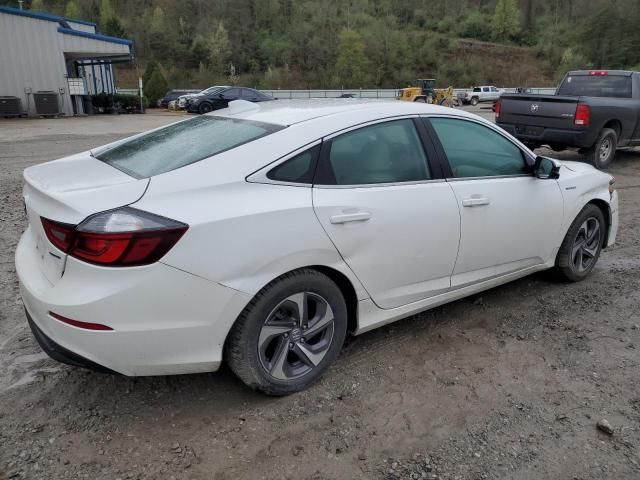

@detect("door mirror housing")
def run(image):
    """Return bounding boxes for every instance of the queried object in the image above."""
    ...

[534,156,560,179]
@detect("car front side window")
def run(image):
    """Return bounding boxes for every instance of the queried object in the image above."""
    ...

[316,119,430,185]
[429,118,527,179]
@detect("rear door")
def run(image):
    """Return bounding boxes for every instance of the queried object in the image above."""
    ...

[426,116,564,287]
[312,118,461,309]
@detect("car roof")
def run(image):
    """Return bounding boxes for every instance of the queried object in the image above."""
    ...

[209,99,477,127]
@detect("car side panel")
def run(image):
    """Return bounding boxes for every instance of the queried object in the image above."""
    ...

[134,181,369,301]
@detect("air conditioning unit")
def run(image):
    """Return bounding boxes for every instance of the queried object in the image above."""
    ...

[0,96,22,117]
[34,91,60,116]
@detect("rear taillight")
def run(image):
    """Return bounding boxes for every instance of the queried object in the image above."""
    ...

[574,103,590,127]
[41,207,188,267]
[41,218,75,252]
[494,100,501,119]
[589,70,608,76]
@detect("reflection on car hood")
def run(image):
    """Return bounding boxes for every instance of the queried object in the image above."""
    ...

[559,160,596,173]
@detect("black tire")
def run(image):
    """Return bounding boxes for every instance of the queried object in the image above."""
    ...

[225,269,348,395]
[584,128,617,169]
[555,204,605,282]
[414,97,427,103]
[470,96,479,106]
[198,102,213,114]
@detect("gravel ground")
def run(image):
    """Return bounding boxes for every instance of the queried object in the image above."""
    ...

[1,107,639,480]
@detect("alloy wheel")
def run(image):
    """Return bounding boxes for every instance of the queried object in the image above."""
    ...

[599,137,612,163]
[258,292,335,381]
[571,217,601,272]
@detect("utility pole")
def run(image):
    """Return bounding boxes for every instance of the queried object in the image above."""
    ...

[18,0,23,10]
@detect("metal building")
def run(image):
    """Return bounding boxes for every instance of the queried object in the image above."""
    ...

[0,6,133,116]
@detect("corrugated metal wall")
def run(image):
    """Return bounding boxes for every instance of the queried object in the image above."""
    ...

[0,11,130,116]
[0,13,72,115]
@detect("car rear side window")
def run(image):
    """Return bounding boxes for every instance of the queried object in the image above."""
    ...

[267,145,320,184]
[557,75,632,98]
[95,116,284,178]
[430,118,527,178]
[316,119,430,185]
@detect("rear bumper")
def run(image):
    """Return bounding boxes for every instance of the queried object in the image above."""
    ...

[26,308,115,373]
[497,122,596,149]
[16,226,251,376]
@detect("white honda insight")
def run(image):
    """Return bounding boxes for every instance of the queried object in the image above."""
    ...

[16,99,618,394]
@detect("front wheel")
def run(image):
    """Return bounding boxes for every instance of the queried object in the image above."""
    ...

[585,128,617,169]
[555,204,605,282]
[225,269,348,395]
[470,97,479,106]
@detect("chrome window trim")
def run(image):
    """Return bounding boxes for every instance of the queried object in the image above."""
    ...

[246,140,322,188]
[314,178,446,189]
[446,174,533,182]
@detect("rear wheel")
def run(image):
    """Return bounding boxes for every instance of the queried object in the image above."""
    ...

[555,204,605,282]
[585,128,617,169]
[198,102,213,114]
[225,269,348,395]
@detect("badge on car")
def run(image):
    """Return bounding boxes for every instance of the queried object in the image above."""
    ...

[530,104,539,112]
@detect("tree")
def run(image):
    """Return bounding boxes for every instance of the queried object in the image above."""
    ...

[144,66,169,106]
[492,0,521,42]
[143,60,161,86]
[208,22,232,75]
[103,16,125,37]
[64,1,79,18]
[100,0,115,28]
[30,0,44,11]
[335,29,371,88]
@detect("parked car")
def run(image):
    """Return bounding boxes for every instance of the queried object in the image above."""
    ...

[496,70,640,169]
[186,87,274,114]
[17,100,618,395]
[458,86,504,106]
[156,89,200,109]
[338,93,357,98]
[177,85,229,110]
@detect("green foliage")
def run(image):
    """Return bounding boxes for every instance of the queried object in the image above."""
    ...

[335,29,371,87]
[492,0,521,42]
[460,10,493,41]
[13,0,640,89]
[30,0,44,11]
[103,16,125,37]
[64,0,78,18]
[99,0,114,27]
[207,23,232,75]
[144,66,169,106]
[142,60,160,86]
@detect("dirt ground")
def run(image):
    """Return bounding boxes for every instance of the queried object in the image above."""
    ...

[1,107,639,480]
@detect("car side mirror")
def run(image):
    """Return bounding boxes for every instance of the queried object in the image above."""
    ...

[534,156,560,179]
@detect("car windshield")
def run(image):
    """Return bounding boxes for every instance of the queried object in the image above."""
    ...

[95,116,284,178]
[557,75,632,98]
[201,86,225,95]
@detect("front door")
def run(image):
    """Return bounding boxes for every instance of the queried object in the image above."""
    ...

[427,116,564,287]
[312,118,460,309]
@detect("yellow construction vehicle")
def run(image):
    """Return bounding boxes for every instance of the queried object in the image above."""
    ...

[398,79,457,107]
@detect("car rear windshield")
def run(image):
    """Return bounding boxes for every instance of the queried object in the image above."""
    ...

[95,116,284,178]
[557,75,632,98]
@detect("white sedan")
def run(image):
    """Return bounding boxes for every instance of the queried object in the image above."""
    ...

[16,100,618,395]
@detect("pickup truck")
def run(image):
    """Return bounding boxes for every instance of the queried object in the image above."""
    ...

[458,86,503,106]
[496,70,640,168]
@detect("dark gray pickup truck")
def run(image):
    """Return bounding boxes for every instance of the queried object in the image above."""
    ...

[496,70,640,168]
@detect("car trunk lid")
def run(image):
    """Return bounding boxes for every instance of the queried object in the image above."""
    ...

[22,152,149,284]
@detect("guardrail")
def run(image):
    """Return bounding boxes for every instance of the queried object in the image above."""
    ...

[116,87,558,99]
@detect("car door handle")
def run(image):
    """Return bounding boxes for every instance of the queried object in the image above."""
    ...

[462,196,490,207]
[329,212,372,224]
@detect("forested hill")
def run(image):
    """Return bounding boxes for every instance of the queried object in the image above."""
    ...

[4,0,640,91]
